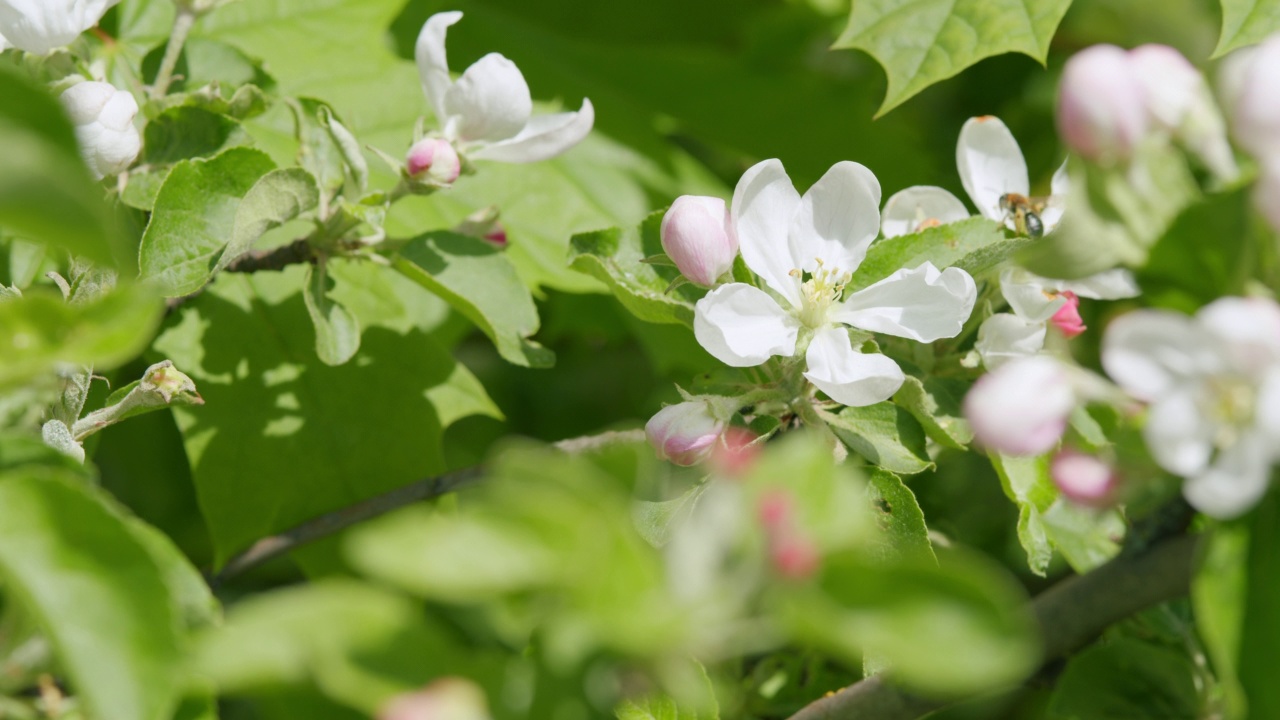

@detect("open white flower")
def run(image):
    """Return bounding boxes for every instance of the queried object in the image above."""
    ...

[415,11,594,163]
[881,116,1067,238]
[1102,297,1280,518]
[0,0,118,55]
[976,267,1140,368]
[693,160,977,407]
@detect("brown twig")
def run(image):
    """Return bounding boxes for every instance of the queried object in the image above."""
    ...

[212,429,646,586]
[787,533,1201,720]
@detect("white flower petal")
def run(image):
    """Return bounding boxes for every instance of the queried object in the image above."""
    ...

[881,186,970,238]
[975,313,1047,369]
[1060,268,1141,300]
[1257,366,1280,443]
[1040,161,1069,230]
[693,283,800,367]
[1197,296,1280,377]
[1101,309,1223,401]
[443,52,533,143]
[957,116,1030,221]
[803,327,905,407]
[1183,432,1272,519]
[1144,387,1215,476]
[414,11,462,123]
[788,161,881,274]
[732,159,803,307]
[834,262,977,342]
[1001,267,1066,323]
[0,0,118,54]
[468,99,594,163]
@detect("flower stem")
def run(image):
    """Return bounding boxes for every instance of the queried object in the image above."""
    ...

[151,8,196,99]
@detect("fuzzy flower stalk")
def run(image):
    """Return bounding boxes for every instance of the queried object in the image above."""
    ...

[693,159,977,407]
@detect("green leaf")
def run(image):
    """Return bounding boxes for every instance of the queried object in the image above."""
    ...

[1039,498,1124,573]
[798,549,1040,694]
[989,453,1056,575]
[0,468,182,720]
[827,403,934,475]
[127,520,220,631]
[834,0,1072,116]
[142,106,250,165]
[1192,520,1248,719]
[866,469,936,564]
[632,483,710,548]
[893,376,972,450]
[393,232,554,368]
[0,285,162,390]
[1046,638,1200,719]
[0,66,129,267]
[1215,0,1280,56]
[569,210,701,327]
[1239,490,1280,719]
[194,579,454,712]
[1020,147,1200,280]
[303,261,361,366]
[138,147,278,297]
[153,266,501,563]
[214,168,319,276]
[288,98,356,199]
[850,217,1026,292]
[141,36,275,92]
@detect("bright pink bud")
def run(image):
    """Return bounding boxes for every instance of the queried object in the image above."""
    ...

[711,426,758,477]
[483,226,507,247]
[964,356,1076,456]
[645,401,726,466]
[660,195,738,287]
[770,535,820,580]
[757,489,794,531]
[379,678,490,720]
[1050,449,1118,507]
[1050,291,1086,338]
[406,138,461,185]
[1057,45,1150,165]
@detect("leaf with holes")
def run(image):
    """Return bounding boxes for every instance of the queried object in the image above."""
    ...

[835,0,1073,116]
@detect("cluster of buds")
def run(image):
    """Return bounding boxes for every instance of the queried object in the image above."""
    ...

[1057,44,1236,180]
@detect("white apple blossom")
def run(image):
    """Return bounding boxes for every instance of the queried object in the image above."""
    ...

[965,355,1079,455]
[415,11,594,163]
[1102,297,1280,518]
[881,116,1066,238]
[975,267,1140,368]
[60,81,141,180]
[693,159,977,407]
[0,0,118,55]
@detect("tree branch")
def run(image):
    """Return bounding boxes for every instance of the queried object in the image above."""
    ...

[166,239,316,312]
[211,429,646,585]
[787,533,1201,720]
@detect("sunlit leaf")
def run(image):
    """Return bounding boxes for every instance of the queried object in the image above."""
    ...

[1215,0,1280,56]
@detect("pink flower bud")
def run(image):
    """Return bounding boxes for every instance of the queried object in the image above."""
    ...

[769,534,820,580]
[406,138,461,185]
[645,401,726,466]
[1050,291,1086,338]
[452,207,506,247]
[660,195,738,287]
[711,426,758,477]
[964,356,1076,456]
[1057,45,1149,165]
[757,489,794,531]
[1050,449,1118,507]
[483,226,507,247]
[379,678,490,720]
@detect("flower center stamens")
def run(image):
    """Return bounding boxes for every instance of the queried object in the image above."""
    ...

[794,258,851,329]
[1207,375,1256,448]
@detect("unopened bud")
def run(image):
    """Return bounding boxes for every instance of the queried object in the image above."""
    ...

[1049,291,1086,338]
[964,356,1076,456]
[757,489,794,531]
[453,206,506,247]
[660,195,738,287]
[60,81,141,180]
[645,401,726,466]
[1050,449,1118,507]
[1057,45,1149,165]
[406,137,461,186]
[710,426,758,477]
[1220,35,1280,159]
[379,678,490,720]
[769,534,820,580]
[1129,44,1238,182]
